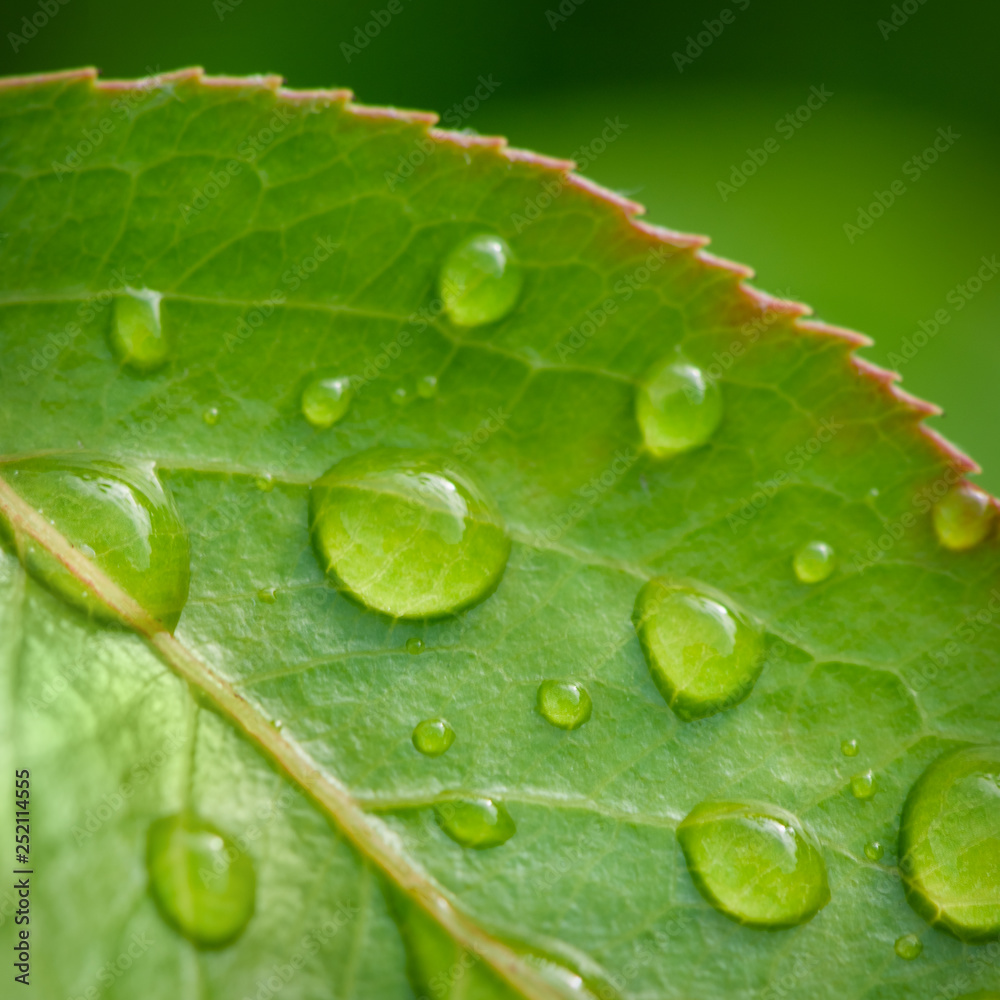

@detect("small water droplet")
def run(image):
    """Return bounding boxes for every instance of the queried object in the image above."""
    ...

[412,718,455,757]
[255,474,274,492]
[272,718,284,730]
[633,578,764,721]
[537,680,592,731]
[894,933,923,960]
[899,744,1000,942]
[794,540,836,584]
[0,454,190,630]
[203,407,220,426]
[391,386,409,406]
[146,813,255,948]
[309,448,510,619]
[434,797,516,849]
[636,354,723,459]
[865,839,885,862]
[417,374,439,398]
[933,483,997,551]
[110,288,168,372]
[841,738,859,757]
[301,374,352,429]
[405,637,425,655]
[851,770,876,800]
[257,587,277,604]
[439,234,523,327]
[677,801,830,929]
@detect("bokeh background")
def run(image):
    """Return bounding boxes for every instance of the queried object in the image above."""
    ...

[4,0,999,489]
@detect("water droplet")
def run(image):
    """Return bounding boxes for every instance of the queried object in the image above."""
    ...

[110,288,168,372]
[254,474,274,492]
[633,578,764,721]
[865,839,885,862]
[417,374,438,398]
[257,587,277,604]
[272,719,284,730]
[677,801,830,929]
[301,374,352,429]
[434,798,515,849]
[894,933,923,960]
[851,770,876,800]
[636,355,723,459]
[0,454,190,630]
[391,386,409,406]
[309,448,510,619]
[793,540,836,584]
[406,637,425,655]
[203,407,220,426]
[898,745,1000,942]
[146,813,255,948]
[841,738,859,757]
[439,234,523,327]
[933,483,997,551]
[412,718,455,757]
[537,680,592,731]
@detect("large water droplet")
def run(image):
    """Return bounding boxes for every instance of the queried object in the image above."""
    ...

[111,288,168,372]
[412,718,455,757]
[851,770,876,800]
[0,454,190,630]
[865,840,885,862]
[793,540,836,584]
[677,801,830,929]
[434,798,516,849]
[633,578,764,721]
[309,448,510,619]
[146,813,255,948]
[841,738,859,757]
[894,933,923,960]
[301,374,352,429]
[537,680,592,731]
[898,745,1000,942]
[933,484,997,551]
[439,234,523,327]
[636,355,723,459]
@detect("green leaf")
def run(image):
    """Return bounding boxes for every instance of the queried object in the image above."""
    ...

[1,68,999,1000]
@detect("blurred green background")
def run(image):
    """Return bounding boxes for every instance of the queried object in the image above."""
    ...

[4,0,999,489]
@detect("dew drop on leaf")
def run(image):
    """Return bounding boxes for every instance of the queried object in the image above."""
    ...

[677,801,831,929]
[405,637,425,654]
[434,797,516,849]
[254,474,274,492]
[933,483,997,551]
[416,374,438,398]
[439,233,523,327]
[110,287,168,372]
[633,578,764,721]
[793,540,836,584]
[0,454,190,630]
[412,718,455,757]
[841,738,860,757]
[851,770,876,800]
[256,587,277,604]
[635,355,723,459]
[537,680,592,730]
[865,840,884,862]
[898,745,1000,942]
[202,407,220,426]
[309,448,510,619]
[301,374,352,429]
[391,386,409,406]
[894,933,923,960]
[146,813,255,949]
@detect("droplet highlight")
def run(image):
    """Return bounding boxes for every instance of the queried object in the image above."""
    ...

[793,540,836,584]
[933,483,997,551]
[851,770,876,800]
[537,680,592,731]
[412,718,455,757]
[434,798,516,849]
[677,801,830,929]
[636,355,723,459]
[309,448,510,619]
[111,288,168,372]
[0,454,190,629]
[898,745,1000,942]
[146,813,255,948]
[633,578,764,721]
[894,933,923,960]
[439,234,523,327]
[301,374,352,429]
